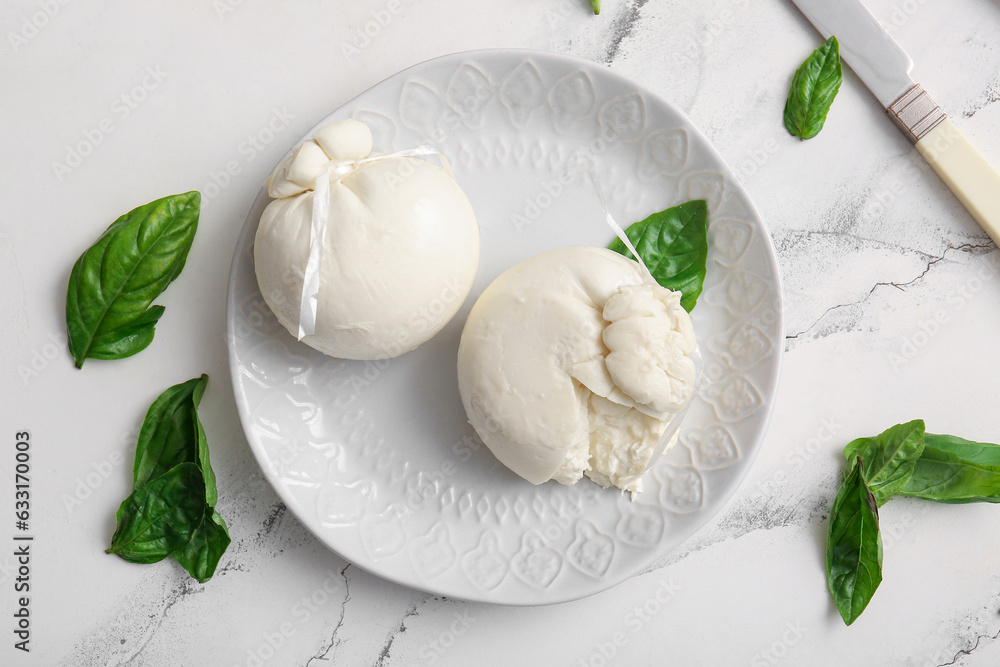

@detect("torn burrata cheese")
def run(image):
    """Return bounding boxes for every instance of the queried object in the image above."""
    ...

[457,246,697,494]
[254,119,480,360]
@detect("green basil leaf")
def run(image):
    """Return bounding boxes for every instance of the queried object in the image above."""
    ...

[87,305,164,359]
[827,457,882,626]
[608,200,709,312]
[66,191,200,368]
[842,437,868,463]
[921,433,1000,468]
[195,409,218,508]
[841,420,925,506]
[900,434,1000,504]
[783,35,843,140]
[106,463,207,564]
[591,0,600,14]
[171,509,231,583]
[132,374,217,505]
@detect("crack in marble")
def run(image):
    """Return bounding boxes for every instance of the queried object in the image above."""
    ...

[773,228,915,257]
[64,490,311,665]
[101,578,204,667]
[962,79,1000,119]
[785,242,994,344]
[238,499,315,560]
[937,623,1000,667]
[603,0,650,64]
[304,564,352,667]
[637,474,840,577]
[260,501,287,538]
[373,599,425,667]
[234,499,291,556]
[216,561,246,574]
[717,480,837,536]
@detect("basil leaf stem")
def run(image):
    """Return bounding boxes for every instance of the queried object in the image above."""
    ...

[843,420,925,506]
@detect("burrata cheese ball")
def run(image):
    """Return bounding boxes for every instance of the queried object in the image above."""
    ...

[254,119,480,360]
[457,246,697,494]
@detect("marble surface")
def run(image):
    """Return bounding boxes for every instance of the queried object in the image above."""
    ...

[2,0,1000,665]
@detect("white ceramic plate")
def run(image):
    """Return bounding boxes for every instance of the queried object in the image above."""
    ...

[226,49,783,605]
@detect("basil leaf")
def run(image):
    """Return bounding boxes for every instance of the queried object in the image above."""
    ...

[132,375,217,505]
[194,408,218,508]
[591,0,600,14]
[783,36,843,140]
[66,191,200,368]
[87,305,165,360]
[133,375,207,488]
[843,437,869,463]
[608,200,709,312]
[171,509,231,583]
[827,457,882,626]
[921,433,1000,468]
[109,375,230,580]
[900,434,1000,504]
[106,463,207,564]
[841,420,925,506]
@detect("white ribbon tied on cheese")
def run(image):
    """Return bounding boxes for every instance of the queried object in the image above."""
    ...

[586,170,656,285]
[296,145,445,340]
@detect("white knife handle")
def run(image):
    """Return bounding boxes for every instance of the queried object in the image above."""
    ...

[915,119,1000,247]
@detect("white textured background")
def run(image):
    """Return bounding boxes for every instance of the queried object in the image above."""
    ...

[2,0,1000,665]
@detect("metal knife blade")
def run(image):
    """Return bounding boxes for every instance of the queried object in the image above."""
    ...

[790,0,914,108]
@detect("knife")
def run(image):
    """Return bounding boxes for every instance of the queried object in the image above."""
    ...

[790,0,1000,246]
